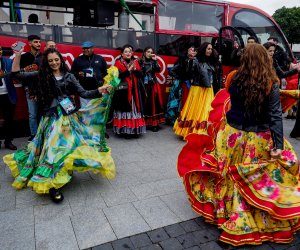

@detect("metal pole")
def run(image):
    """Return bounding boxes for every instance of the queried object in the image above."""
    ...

[9,0,16,22]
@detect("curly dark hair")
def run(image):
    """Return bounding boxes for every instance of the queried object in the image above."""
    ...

[37,48,68,109]
[231,44,278,117]
[197,42,218,64]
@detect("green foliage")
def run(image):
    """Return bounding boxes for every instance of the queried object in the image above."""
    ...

[273,7,300,44]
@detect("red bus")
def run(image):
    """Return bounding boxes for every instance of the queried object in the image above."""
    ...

[0,0,296,135]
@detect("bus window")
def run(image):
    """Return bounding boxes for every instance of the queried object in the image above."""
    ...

[158,1,224,33]
[157,34,212,56]
[231,9,291,57]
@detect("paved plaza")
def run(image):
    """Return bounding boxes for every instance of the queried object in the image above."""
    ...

[0,119,299,250]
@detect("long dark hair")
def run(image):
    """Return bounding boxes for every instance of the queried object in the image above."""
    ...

[37,48,68,108]
[139,46,154,62]
[197,42,218,64]
[231,44,278,116]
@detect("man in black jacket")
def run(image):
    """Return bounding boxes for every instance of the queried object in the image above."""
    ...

[71,41,107,107]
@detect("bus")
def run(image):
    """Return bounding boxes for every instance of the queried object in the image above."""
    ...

[0,0,297,135]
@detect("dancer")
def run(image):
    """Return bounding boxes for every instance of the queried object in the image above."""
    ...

[112,44,146,137]
[139,47,165,132]
[165,45,197,125]
[178,44,300,246]
[174,42,217,139]
[3,47,117,202]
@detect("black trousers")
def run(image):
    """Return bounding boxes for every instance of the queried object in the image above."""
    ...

[290,101,300,138]
[0,94,16,142]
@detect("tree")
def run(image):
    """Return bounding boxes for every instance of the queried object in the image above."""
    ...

[273,6,300,47]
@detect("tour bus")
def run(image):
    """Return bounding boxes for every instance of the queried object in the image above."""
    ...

[0,0,297,134]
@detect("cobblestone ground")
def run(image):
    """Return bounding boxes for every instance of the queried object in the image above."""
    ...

[91,118,300,250]
[91,217,300,250]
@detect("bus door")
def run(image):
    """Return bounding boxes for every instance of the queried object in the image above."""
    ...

[234,26,259,45]
[217,26,244,85]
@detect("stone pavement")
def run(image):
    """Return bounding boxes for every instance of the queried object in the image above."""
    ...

[0,119,299,250]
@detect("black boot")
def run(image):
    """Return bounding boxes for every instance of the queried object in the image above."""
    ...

[49,188,64,203]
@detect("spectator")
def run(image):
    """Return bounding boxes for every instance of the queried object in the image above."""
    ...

[45,40,56,50]
[20,34,42,141]
[247,36,257,44]
[0,45,17,150]
[71,41,107,107]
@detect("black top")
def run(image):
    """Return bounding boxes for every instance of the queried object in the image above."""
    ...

[139,58,160,84]
[226,82,283,149]
[274,59,298,79]
[71,54,108,90]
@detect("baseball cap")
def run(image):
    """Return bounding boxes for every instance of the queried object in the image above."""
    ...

[81,41,94,48]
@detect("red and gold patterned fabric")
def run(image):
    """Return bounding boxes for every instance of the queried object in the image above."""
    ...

[178,89,300,246]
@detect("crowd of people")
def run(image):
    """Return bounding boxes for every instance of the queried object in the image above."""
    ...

[1,34,300,246]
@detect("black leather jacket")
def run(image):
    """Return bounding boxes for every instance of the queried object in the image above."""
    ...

[139,58,160,84]
[226,82,283,150]
[193,61,215,88]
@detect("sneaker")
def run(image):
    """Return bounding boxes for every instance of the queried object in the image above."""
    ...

[28,135,35,142]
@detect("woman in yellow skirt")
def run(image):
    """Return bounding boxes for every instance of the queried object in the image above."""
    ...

[173,42,219,139]
[178,44,300,246]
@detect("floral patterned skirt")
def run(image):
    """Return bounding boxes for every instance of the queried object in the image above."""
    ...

[178,89,300,246]
[179,124,300,246]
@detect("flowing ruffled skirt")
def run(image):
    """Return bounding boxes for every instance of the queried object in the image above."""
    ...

[4,95,116,194]
[178,89,300,246]
[174,85,214,139]
[144,82,165,127]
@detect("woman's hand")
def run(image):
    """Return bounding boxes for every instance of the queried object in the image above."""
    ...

[128,62,136,72]
[98,85,113,94]
[270,148,282,161]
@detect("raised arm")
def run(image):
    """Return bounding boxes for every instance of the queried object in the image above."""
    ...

[12,49,22,72]
[11,48,38,80]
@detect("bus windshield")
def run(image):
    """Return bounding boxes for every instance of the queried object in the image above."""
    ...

[231,9,291,57]
[158,0,224,33]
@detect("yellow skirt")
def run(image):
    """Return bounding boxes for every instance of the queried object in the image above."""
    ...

[173,85,214,138]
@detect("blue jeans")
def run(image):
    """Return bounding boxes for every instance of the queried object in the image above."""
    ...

[26,92,38,136]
